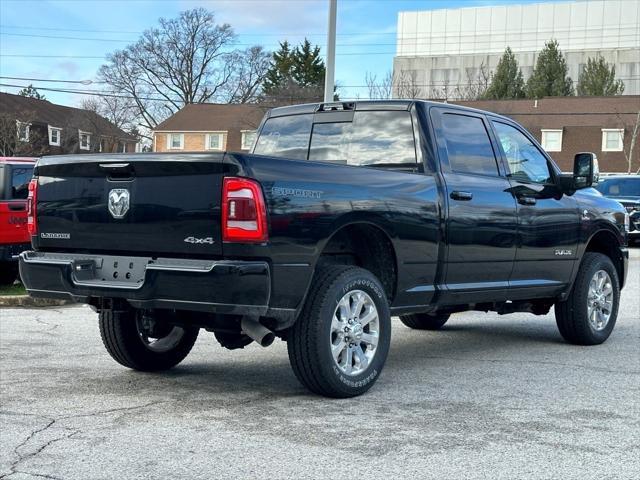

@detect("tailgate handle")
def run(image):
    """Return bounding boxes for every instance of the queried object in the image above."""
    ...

[99,163,134,176]
[8,202,26,211]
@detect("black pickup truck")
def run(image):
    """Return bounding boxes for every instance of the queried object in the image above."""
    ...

[19,101,629,398]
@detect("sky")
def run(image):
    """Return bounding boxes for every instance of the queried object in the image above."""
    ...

[0,0,557,108]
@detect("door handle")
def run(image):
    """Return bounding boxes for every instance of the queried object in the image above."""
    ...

[517,196,537,206]
[450,191,473,201]
[8,202,26,211]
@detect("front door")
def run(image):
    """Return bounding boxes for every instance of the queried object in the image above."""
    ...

[489,120,580,293]
[431,108,518,302]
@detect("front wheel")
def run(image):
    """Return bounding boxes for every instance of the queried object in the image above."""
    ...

[555,252,620,345]
[287,266,391,398]
[99,309,199,371]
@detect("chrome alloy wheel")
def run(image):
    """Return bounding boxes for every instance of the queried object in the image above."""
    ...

[136,318,186,353]
[330,290,380,376]
[587,270,614,332]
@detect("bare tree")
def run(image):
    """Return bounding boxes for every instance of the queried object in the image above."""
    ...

[98,8,263,130]
[225,46,271,104]
[395,70,422,99]
[365,71,393,100]
[625,110,640,175]
[454,62,491,100]
[0,112,47,156]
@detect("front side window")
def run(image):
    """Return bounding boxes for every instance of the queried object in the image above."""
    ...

[79,131,91,150]
[17,122,30,142]
[441,113,498,176]
[308,111,417,168]
[207,133,224,150]
[541,129,562,152]
[168,133,184,150]
[492,121,552,185]
[254,114,313,160]
[48,126,61,146]
[11,166,34,199]
[595,178,640,197]
[601,129,624,152]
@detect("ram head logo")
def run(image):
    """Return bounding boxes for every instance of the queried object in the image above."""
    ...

[108,189,130,219]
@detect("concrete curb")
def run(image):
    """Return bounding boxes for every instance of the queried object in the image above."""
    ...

[0,295,72,308]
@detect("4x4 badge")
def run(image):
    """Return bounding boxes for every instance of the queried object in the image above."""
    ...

[108,189,130,219]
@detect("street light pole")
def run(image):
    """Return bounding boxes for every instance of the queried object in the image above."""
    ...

[324,0,337,103]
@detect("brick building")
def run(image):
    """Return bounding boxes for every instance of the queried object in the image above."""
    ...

[152,104,265,153]
[454,96,640,172]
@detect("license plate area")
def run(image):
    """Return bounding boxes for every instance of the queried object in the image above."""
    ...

[72,255,149,289]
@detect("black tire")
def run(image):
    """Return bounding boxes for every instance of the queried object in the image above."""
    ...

[555,252,620,346]
[99,309,199,371]
[287,265,391,398]
[0,262,19,286]
[399,312,450,330]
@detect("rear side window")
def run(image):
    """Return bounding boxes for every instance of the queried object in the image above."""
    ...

[441,113,499,176]
[254,114,313,160]
[11,166,34,199]
[308,111,417,168]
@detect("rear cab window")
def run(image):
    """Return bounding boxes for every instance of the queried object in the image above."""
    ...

[254,109,421,172]
[439,113,499,176]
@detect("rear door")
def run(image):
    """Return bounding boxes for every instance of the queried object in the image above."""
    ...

[431,108,517,301]
[0,163,33,246]
[489,119,580,289]
[34,155,225,257]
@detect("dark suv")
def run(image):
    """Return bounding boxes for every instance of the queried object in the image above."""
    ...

[595,175,640,243]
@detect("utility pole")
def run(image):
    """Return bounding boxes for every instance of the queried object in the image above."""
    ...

[324,0,337,103]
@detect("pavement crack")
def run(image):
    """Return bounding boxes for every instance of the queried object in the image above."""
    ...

[1,401,164,479]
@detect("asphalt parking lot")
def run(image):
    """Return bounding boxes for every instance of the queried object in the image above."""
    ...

[1,249,639,480]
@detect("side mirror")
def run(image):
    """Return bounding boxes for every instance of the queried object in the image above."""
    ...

[573,152,599,189]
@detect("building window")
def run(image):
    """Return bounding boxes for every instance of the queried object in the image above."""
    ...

[167,133,184,150]
[541,129,563,152]
[601,129,624,152]
[206,133,224,150]
[17,122,30,142]
[48,126,62,146]
[241,130,257,150]
[79,130,91,150]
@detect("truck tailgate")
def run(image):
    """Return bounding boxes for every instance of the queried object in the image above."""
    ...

[34,154,225,257]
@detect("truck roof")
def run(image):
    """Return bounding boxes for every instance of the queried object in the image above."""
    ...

[267,99,513,122]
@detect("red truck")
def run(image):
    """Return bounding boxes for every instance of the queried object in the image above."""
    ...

[0,157,36,285]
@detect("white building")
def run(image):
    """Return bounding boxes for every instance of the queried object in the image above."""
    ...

[393,0,640,99]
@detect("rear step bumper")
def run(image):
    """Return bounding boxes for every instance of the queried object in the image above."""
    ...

[19,251,270,315]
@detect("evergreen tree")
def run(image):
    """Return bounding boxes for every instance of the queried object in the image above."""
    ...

[18,84,45,100]
[577,56,625,96]
[483,47,525,99]
[262,39,329,103]
[526,39,574,98]
[292,39,325,87]
[262,41,295,95]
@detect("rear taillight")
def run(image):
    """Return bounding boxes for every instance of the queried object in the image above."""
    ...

[27,179,38,236]
[222,177,268,243]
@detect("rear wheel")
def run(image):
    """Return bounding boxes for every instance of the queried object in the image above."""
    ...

[0,262,19,286]
[555,253,620,345]
[99,309,199,371]
[399,312,450,330]
[287,266,391,398]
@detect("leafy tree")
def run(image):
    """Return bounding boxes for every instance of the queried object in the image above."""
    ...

[577,56,625,96]
[18,84,45,100]
[526,39,574,98]
[483,47,525,99]
[262,39,330,104]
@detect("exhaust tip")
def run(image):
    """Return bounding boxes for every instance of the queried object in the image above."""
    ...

[260,333,276,347]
